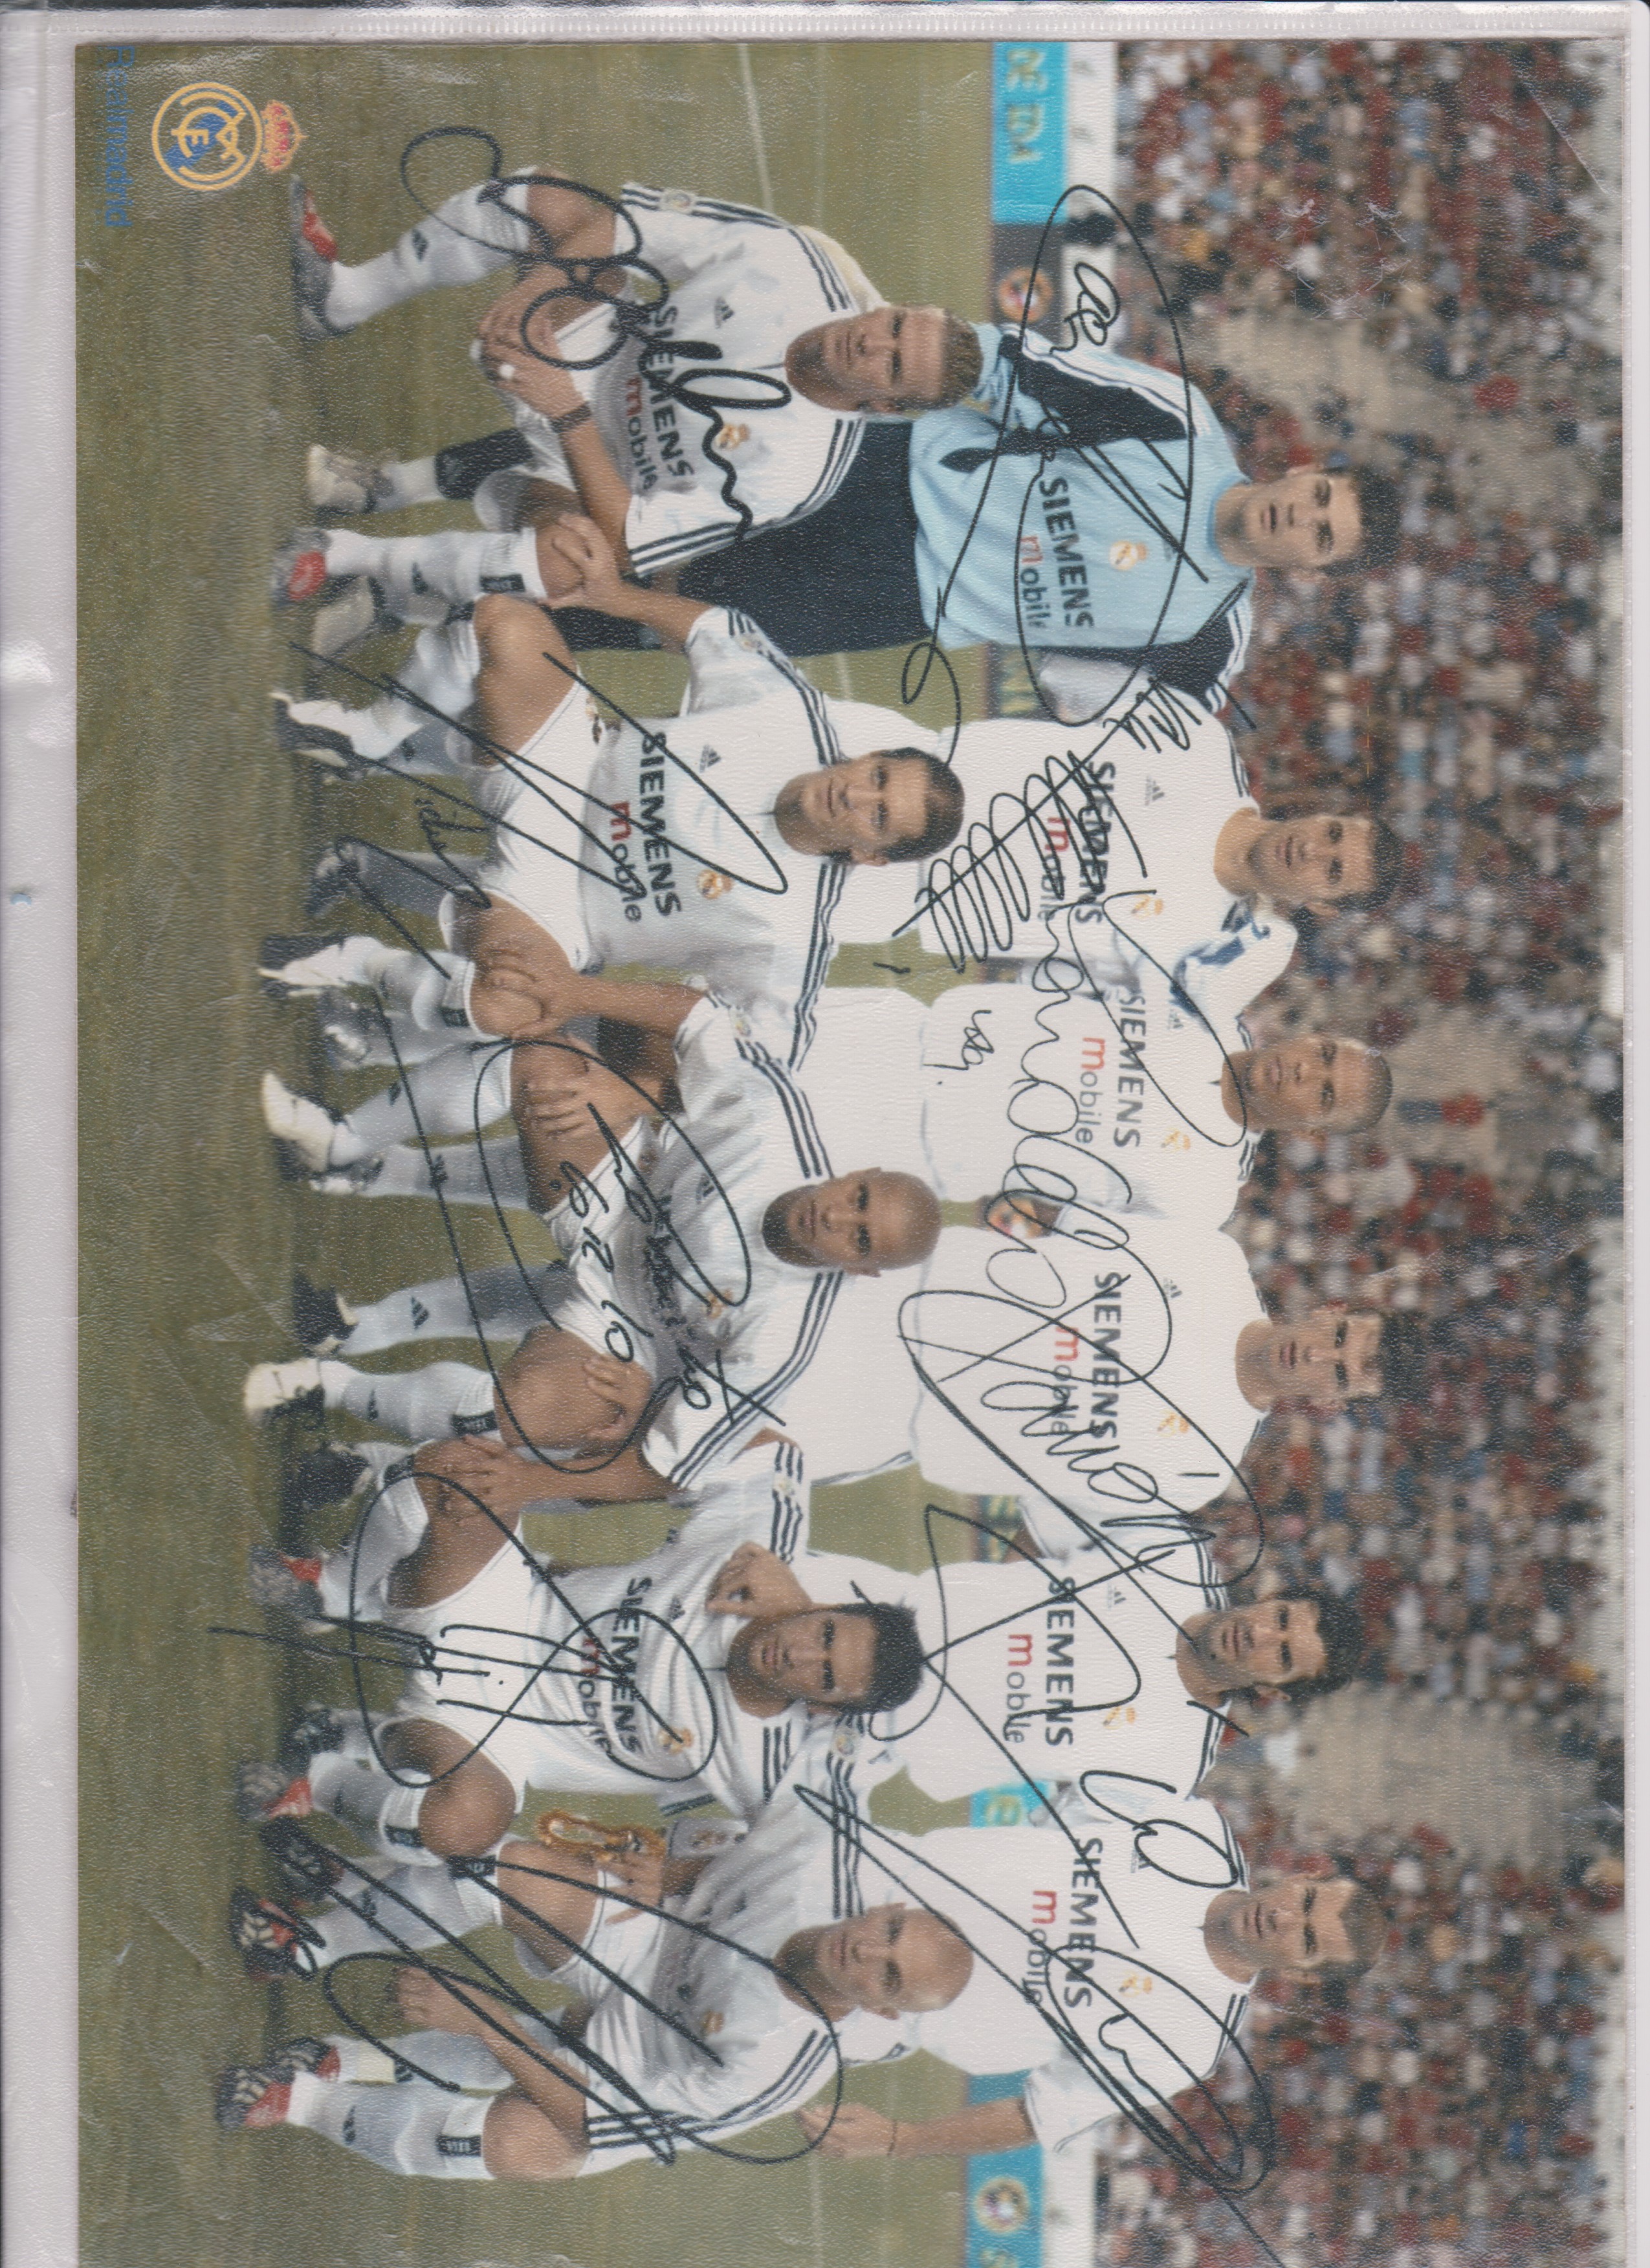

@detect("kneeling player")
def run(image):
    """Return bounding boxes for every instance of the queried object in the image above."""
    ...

[216,1776,973,2182]
[246,992,942,1504]
[234,1432,923,1862]
[263,518,962,1079]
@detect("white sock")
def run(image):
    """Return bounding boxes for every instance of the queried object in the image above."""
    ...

[326,1005,461,1071]
[338,1047,513,1159]
[290,616,481,768]
[375,456,444,511]
[308,1750,435,1863]
[281,935,472,1044]
[333,2029,515,2091]
[324,179,533,329]
[344,1262,561,1355]
[320,527,544,624]
[285,2073,494,2177]
[305,1850,505,1969]
[318,1360,498,1441]
[342,843,487,926]
[315,1463,426,1622]
[340,1138,533,1212]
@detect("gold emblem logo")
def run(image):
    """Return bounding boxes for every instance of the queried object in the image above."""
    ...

[714,422,751,452]
[151,83,264,192]
[1157,1412,1190,1435]
[1109,540,1150,572]
[699,2010,726,2038]
[659,1727,696,1756]
[1161,1129,1193,1150]
[698,869,735,900]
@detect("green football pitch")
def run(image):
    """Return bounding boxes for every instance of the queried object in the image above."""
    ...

[77,36,997,2268]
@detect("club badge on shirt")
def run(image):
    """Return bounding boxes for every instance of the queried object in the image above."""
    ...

[1110,540,1150,571]
[714,422,750,452]
[699,869,735,900]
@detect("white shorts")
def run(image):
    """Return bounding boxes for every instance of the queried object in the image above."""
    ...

[393,1532,641,1809]
[439,682,611,970]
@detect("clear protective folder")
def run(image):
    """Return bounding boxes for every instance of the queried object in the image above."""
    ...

[0,8,1640,2267]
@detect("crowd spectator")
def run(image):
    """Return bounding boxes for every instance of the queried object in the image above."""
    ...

[1112,37,1618,427]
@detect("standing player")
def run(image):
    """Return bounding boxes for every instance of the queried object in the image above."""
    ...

[234,1432,923,1866]
[798,1794,1386,2163]
[276,166,980,651]
[906,1217,1427,1547]
[837,679,1400,987]
[883,974,1390,1232]
[245,994,943,1504]
[263,523,962,1073]
[634,320,1400,699]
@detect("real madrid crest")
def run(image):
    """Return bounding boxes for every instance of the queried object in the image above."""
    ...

[1109,539,1150,571]
[151,83,265,191]
[698,869,735,900]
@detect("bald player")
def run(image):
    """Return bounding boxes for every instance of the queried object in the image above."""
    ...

[798,1792,1386,2163]
[217,1771,973,2182]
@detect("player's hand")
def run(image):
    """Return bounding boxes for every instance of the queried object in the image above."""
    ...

[512,1068,600,1144]
[394,1965,493,2037]
[797,2101,897,2159]
[983,1192,1057,1242]
[601,1842,666,1923]
[412,1434,523,1520]
[580,1349,654,1447]
[480,940,585,1034]
[475,276,584,420]
[540,515,632,618]
[706,1542,812,1621]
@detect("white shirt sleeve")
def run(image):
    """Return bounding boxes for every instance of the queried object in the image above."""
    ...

[1035,653,1139,725]
[679,607,800,714]
[1021,2053,1125,2150]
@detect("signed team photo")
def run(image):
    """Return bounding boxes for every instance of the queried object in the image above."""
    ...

[54,19,1627,2268]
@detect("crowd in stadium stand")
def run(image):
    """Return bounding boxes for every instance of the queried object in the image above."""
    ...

[1049,38,1624,2263]
[1112,37,1617,433]
[1095,1811,1619,2267]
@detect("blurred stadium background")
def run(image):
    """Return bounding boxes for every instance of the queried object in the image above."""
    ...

[74,31,1622,2268]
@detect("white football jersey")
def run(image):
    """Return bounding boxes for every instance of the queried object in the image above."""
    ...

[389,1435,826,1816]
[575,1761,901,2164]
[806,1533,1228,1804]
[510,184,879,580]
[556,996,848,1489]
[838,686,1294,1006]
[577,608,930,1062]
[916,969,1259,1228]
[906,1219,1266,1549]
[896,1796,1251,2148]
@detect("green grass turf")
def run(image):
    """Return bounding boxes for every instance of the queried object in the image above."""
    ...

[77,35,994,2268]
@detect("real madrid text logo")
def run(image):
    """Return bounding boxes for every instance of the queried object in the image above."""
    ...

[151,84,305,192]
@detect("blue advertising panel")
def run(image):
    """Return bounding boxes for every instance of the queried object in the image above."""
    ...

[991,41,1068,225]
